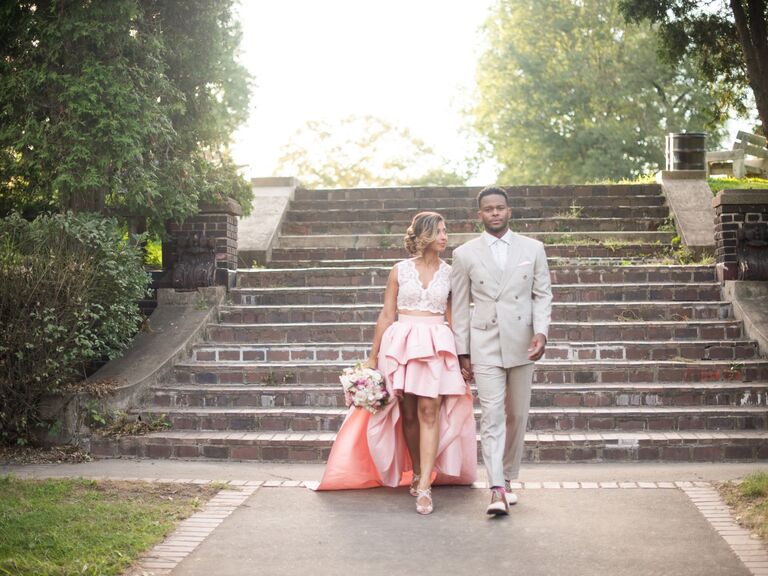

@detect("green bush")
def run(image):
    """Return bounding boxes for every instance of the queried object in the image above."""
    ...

[0,212,150,444]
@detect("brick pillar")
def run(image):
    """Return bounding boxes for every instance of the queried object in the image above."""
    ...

[712,189,768,282]
[163,198,242,288]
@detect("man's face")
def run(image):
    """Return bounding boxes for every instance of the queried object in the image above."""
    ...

[478,193,511,234]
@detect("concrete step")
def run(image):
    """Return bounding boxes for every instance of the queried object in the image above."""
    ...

[90,429,768,462]
[285,205,671,222]
[150,382,768,410]
[135,405,768,433]
[172,359,768,386]
[281,217,667,235]
[235,264,716,288]
[275,231,676,249]
[231,282,722,306]
[207,319,743,344]
[192,338,759,363]
[289,195,667,211]
[267,243,672,261]
[293,184,662,201]
[217,301,732,324]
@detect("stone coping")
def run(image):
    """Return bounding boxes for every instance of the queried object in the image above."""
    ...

[713,189,768,207]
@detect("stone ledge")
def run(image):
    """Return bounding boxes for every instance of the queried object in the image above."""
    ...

[712,189,768,207]
[723,281,768,356]
[42,287,225,444]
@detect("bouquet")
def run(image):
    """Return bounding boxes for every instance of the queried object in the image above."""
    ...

[340,362,389,414]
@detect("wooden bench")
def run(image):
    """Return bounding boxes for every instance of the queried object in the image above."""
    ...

[707,131,768,178]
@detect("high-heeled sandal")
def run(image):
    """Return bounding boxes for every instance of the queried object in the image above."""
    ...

[409,474,421,497]
[416,488,433,515]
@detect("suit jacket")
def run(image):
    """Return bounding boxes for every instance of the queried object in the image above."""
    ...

[451,232,553,368]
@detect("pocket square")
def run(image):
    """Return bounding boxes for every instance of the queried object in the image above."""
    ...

[517,260,532,266]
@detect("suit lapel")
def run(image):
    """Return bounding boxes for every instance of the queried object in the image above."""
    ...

[497,233,523,296]
[475,236,503,283]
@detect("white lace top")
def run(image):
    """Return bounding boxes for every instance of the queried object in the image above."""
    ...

[396,258,451,314]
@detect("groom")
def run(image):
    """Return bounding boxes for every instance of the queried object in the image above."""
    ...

[451,186,553,516]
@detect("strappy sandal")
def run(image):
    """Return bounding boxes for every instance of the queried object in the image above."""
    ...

[416,488,433,515]
[409,474,421,497]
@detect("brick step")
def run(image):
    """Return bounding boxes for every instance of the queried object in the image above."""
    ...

[90,430,768,462]
[236,265,716,288]
[275,231,676,249]
[267,243,671,261]
[218,301,732,325]
[285,205,671,222]
[281,217,666,235]
[172,359,768,385]
[264,257,657,269]
[231,282,722,306]
[151,383,768,409]
[208,319,743,344]
[293,184,662,201]
[289,195,666,211]
[193,338,759,363]
[135,405,768,434]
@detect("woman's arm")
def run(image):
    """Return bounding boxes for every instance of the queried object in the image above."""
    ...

[365,265,399,369]
[445,293,453,327]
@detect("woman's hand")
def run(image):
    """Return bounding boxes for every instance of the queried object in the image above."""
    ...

[363,357,377,370]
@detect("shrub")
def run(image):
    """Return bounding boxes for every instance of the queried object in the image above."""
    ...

[0,212,150,444]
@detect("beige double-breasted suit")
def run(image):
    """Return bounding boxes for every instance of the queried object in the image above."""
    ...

[451,231,552,485]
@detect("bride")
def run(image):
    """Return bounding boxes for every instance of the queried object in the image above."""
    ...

[316,211,477,514]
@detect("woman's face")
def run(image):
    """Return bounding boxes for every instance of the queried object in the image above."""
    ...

[427,220,448,253]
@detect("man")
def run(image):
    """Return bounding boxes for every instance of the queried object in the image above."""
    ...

[451,186,553,515]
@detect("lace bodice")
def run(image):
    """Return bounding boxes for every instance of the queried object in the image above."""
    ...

[396,258,451,314]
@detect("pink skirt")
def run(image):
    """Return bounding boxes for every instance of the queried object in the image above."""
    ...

[315,314,477,490]
[379,314,468,398]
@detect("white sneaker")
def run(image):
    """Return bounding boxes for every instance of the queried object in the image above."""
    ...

[504,480,518,506]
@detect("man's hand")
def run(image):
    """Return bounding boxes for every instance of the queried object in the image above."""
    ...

[459,355,473,382]
[527,334,547,361]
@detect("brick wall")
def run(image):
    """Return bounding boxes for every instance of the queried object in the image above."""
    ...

[712,189,768,282]
[163,198,242,288]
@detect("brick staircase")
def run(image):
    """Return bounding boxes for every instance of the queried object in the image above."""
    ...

[93,184,768,462]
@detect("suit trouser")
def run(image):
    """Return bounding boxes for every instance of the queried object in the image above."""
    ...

[473,363,535,487]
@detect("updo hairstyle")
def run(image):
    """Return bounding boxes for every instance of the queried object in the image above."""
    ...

[404,211,444,256]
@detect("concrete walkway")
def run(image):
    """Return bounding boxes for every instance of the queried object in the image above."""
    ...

[2,461,767,575]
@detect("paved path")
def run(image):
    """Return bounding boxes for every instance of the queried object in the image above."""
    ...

[3,461,767,575]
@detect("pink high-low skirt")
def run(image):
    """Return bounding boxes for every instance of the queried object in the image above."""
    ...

[315,314,477,490]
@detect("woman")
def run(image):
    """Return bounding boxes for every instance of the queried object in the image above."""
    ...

[316,212,477,515]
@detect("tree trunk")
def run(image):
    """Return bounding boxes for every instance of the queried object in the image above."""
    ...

[731,0,768,134]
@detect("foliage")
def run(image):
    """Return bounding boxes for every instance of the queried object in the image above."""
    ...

[619,0,768,133]
[719,471,768,543]
[0,476,215,576]
[0,0,252,231]
[708,176,768,195]
[274,115,468,188]
[0,212,150,445]
[473,0,726,184]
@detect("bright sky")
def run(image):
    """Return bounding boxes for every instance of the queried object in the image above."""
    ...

[230,1,496,183]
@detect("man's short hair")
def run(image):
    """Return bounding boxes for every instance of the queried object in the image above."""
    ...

[477,186,509,208]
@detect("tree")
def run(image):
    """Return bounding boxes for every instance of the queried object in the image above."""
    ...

[274,115,468,188]
[0,0,252,232]
[619,0,768,134]
[473,0,725,184]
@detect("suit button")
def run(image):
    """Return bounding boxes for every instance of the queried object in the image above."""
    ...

[523,275,528,279]
[491,318,496,324]
[517,316,521,320]
[515,296,519,300]
[480,280,484,284]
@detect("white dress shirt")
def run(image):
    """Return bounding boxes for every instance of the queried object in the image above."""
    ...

[482,229,513,271]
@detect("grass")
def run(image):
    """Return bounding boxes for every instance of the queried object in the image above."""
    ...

[0,476,218,576]
[708,176,768,195]
[718,471,768,544]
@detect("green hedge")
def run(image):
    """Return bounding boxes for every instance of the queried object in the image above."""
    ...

[0,212,150,444]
